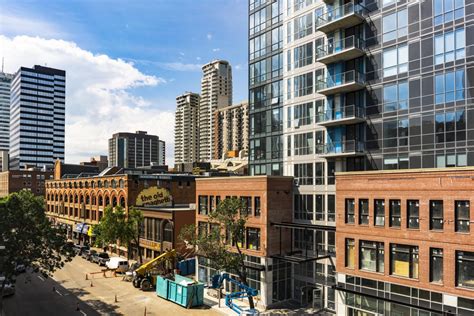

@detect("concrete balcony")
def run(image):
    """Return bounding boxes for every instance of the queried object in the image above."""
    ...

[317,105,366,127]
[316,70,366,95]
[316,36,366,64]
[317,140,365,157]
[316,2,367,34]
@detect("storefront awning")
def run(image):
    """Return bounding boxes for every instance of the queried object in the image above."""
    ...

[74,223,89,234]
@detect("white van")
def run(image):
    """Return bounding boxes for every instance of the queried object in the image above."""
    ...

[106,257,129,273]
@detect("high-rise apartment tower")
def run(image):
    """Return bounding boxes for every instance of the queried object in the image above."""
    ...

[198,60,232,162]
[175,92,200,164]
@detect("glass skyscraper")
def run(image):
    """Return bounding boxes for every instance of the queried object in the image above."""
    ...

[10,65,66,170]
[249,0,474,313]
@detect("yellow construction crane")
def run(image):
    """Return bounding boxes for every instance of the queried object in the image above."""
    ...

[132,249,176,290]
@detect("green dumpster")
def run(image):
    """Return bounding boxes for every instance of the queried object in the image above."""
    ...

[156,275,204,308]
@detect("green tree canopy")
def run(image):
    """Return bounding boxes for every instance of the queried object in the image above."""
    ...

[0,190,74,313]
[179,197,255,309]
[94,206,143,263]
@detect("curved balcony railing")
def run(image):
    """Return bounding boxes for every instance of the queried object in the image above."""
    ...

[316,36,366,63]
[316,2,368,33]
[316,70,366,94]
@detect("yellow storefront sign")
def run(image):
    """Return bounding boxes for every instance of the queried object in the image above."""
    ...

[87,225,95,237]
[139,238,161,251]
[135,187,172,207]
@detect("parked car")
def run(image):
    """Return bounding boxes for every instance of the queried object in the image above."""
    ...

[106,257,129,273]
[2,280,15,297]
[73,244,89,256]
[81,249,97,261]
[92,252,110,266]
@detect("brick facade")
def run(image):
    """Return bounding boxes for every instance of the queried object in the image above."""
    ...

[336,167,474,300]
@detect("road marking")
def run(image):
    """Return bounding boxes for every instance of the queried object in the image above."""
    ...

[79,311,87,316]
[37,275,45,281]
[55,289,63,296]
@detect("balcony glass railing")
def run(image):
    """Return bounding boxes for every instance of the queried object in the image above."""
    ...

[316,2,367,28]
[317,140,365,155]
[316,70,365,91]
[317,105,365,123]
[316,36,365,59]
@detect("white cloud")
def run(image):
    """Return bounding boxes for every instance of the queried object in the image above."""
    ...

[212,48,221,52]
[0,35,176,166]
[235,64,242,70]
[158,62,202,72]
[206,33,213,40]
[196,56,201,61]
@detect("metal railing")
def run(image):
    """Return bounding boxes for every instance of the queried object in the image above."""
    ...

[316,69,366,91]
[316,35,365,58]
[317,105,365,123]
[316,2,368,28]
[317,140,365,155]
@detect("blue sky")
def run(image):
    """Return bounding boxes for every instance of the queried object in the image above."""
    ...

[0,0,249,164]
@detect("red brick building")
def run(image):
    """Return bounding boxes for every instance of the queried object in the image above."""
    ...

[336,168,474,315]
[45,162,196,259]
[195,175,294,308]
[0,169,53,197]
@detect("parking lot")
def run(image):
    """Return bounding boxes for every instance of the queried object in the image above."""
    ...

[50,255,223,316]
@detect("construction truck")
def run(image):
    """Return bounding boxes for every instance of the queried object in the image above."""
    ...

[211,273,259,315]
[132,249,176,291]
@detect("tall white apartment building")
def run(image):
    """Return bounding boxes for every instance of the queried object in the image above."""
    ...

[281,0,338,311]
[175,92,200,164]
[198,60,232,162]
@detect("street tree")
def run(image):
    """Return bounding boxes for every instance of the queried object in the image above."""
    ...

[94,206,144,263]
[0,190,74,313]
[179,197,256,309]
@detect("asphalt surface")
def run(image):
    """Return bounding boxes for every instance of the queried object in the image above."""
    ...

[3,270,99,316]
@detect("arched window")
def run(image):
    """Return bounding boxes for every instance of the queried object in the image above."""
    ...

[163,222,173,242]
[91,181,95,188]
[105,196,110,206]
[91,194,96,205]
[79,182,83,189]
[84,181,89,189]
[86,195,90,204]
[119,179,124,188]
[80,194,84,204]
[111,180,117,188]
[104,180,109,188]
[74,195,79,203]
[98,195,103,206]
[120,196,126,207]
[64,194,68,202]
[97,181,102,188]
[73,182,78,189]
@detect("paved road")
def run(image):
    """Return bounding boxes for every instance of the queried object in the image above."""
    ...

[3,270,99,316]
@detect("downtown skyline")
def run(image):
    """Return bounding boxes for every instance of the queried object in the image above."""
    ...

[0,0,249,165]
